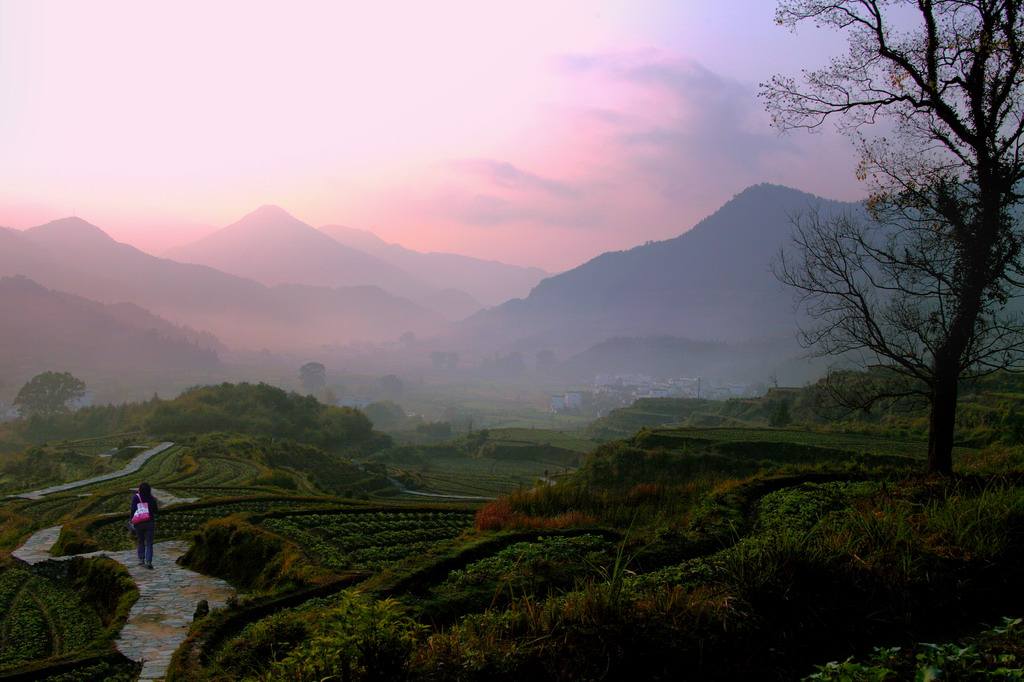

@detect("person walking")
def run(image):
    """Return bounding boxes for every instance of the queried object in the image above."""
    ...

[130,482,159,569]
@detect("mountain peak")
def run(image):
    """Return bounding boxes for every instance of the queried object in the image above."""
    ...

[245,204,296,221]
[24,217,118,247]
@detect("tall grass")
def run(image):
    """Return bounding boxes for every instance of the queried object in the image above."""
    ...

[923,477,1024,560]
[413,580,741,681]
[475,477,716,531]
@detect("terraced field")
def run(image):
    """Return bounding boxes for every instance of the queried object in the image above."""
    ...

[639,426,972,458]
[0,567,103,668]
[397,456,568,496]
[258,508,475,571]
[86,497,362,551]
[482,428,598,453]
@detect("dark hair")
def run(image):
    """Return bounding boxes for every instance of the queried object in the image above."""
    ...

[139,482,151,498]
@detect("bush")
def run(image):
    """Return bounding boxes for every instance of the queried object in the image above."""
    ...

[236,590,424,682]
[179,518,328,594]
[144,382,374,448]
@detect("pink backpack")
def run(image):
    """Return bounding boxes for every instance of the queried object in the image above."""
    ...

[131,493,151,524]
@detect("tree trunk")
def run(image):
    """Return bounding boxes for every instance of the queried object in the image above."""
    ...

[927,374,958,475]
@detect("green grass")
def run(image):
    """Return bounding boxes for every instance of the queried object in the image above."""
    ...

[481,427,598,453]
[258,509,475,571]
[393,456,570,497]
[638,426,976,459]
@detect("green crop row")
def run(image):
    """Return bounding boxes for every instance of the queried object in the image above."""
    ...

[0,569,102,670]
[89,497,348,550]
[0,593,49,667]
[259,511,471,571]
[167,455,264,487]
[642,427,953,458]
[15,496,84,526]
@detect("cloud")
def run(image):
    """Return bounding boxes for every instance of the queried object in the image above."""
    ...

[368,49,863,270]
[559,51,793,202]
[435,191,603,229]
[449,159,582,198]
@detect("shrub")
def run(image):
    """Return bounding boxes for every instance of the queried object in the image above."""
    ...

[179,518,328,594]
[256,590,424,682]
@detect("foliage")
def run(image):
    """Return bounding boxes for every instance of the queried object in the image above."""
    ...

[185,432,373,495]
[258,509,473,572]
[298,361,326,394]
[581,397,717,440]
[0,561,119,670]
[212,606,313,678]
[144,382,374,448]
[179,517,330,594]
[0,446,110,495]
[65,556,139,637]
[805,618,1024,681]
[226,589,424,682]
[428,534,615,616]
[362,400,407,430]
[412,579,741,681]
[250,469,298,490]
[14,371,86,418]
[29,658,141,681]
[415,421,453,439]
[763,0,1024,474]
[12,403,148,444]
[769,399,792,427]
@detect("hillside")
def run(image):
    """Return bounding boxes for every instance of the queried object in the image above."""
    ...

[0,275,221,374]
[321,224,550,306]
[166,206,426,298]
[450,184,857,371]
[166,207,485,320]
[0,218,448,350]
[3,386,1024,681]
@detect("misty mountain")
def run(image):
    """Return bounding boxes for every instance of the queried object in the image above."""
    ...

[0,275,221,373]
[320,224,550,306]
[165,206,481,319]
[451,184,858,373]
[0,218,448,350]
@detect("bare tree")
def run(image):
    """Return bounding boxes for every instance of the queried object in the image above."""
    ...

[762,0,1024,474]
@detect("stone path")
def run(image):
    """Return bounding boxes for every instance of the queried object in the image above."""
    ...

[10,459,238,681]
[13,527,236,681]
[9,442,176,500]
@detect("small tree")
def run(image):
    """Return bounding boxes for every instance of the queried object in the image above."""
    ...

[362,401,406,430]
[14,371,86,417]
[379,374,404,400]
[762,0,1024,474]
[299,362,326,394]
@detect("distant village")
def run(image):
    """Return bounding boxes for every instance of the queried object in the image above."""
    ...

[549,374,758,415]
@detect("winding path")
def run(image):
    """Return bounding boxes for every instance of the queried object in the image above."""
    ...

[9,442,176,500]
[9,447,238,682]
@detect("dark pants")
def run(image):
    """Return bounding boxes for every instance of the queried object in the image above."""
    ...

[134,520,155,563]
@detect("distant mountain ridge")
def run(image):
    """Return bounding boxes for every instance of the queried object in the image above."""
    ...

[319,224,550,306]
[450,184,859,376]
[166,206,548,318]
[0,218,448,350]
[164,205,431,299]
[0,184,858,378]
[0,275,221,375]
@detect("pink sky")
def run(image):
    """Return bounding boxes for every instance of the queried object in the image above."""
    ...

[0,1,863,271]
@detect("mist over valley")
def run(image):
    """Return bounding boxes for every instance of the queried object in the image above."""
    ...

[0,183,835,413]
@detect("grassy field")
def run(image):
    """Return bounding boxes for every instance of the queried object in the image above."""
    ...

[638,426,975,458]
[4,410,1023,681]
